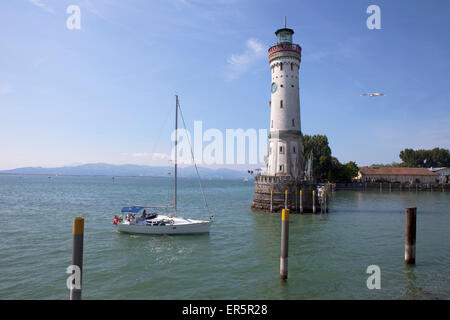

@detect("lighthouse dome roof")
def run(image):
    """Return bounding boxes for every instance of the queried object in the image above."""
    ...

[275,28,294,35]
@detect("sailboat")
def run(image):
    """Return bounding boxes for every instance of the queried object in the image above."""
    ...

[114,95,213,235]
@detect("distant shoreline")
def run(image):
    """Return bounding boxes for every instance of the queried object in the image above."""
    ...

[0,172,252,180]
[0,163,254,180]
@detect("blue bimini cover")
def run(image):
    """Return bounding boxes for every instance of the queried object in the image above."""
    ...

[121,206,144,213]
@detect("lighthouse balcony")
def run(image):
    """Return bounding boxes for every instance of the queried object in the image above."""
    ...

[268,43,301,55]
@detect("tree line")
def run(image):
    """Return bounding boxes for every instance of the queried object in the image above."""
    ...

[370,148,450,168]
[303,134,449,182]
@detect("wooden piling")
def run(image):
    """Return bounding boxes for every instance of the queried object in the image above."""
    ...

[280,209,289,280]
[284,190,288,209]
[270,189,273,213]
[405,207,416,265]
[70,217,84,300]
[320,191,323,214]
[312,190,316,214]
[389,183,392,192]
[380,183,382,192]
[299,189,303,213]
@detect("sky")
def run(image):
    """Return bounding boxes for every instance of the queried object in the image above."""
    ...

[0,0,449,170]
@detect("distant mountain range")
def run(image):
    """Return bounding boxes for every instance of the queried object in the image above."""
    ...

[0,163,252,180]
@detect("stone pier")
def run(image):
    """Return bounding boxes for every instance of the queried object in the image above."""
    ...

[251,175,319,213]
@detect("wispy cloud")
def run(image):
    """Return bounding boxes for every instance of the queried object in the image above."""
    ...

[28,0,55,14]
[226,38,266,80]
[131,152,170,160]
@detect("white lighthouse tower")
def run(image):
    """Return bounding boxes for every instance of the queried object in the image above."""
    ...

[267,23,303,177]
[252,21,318,213]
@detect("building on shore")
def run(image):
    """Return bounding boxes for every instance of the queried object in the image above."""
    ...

[251,21,319,213]
[429,167,450,184]
[356,166,439,184]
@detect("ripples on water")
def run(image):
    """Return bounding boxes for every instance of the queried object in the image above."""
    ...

[0,175,449,299]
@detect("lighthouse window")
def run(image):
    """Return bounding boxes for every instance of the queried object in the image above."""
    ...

[292,119,295,126]
[293,146,297,153]
[280,100,283,108]
[280,63,283,71]
[279,165,284,172]
[271,120,273,128]
[291,64,293,71]
[280,84,283,88]
[291,85,294,88]
[279,146,284,154]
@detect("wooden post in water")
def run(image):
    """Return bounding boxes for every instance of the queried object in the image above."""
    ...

[325,190,328,213]
[70,217,84,300]
[380,183,382,192]
[284,190,288,209]
[416,184,418,192]
[280,208,289,280]
[405,207,417,265]
[295,188,298,212]
[270,189,273,213]
[299,189,303,213]
[320,191,323,214]
[312,190,316,214]
[321,191,325,213]
[389,183,392,192]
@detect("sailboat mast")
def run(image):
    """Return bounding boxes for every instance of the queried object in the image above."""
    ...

[174,95,178,217]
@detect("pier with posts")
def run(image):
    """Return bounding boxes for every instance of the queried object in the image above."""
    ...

[251,175,331,214]
[333,181,449,192]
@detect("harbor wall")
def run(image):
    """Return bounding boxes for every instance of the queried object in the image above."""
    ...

[251,175,320,213]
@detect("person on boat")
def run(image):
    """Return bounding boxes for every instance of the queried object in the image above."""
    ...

[142,209,147,218]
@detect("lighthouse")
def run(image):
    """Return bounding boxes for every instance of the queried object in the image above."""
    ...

[251,21,318,213]
[267,25,303,177]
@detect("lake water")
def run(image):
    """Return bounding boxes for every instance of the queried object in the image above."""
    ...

[0,175,449,300]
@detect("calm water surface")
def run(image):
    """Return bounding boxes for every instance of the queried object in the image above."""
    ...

[0,175,449,299]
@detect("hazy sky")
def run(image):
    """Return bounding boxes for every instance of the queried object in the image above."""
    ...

[1,0,449,170]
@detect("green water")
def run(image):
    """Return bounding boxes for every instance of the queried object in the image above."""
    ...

[0,175,449,300]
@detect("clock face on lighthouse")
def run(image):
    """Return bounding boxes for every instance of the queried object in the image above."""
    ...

[271,82,277,93]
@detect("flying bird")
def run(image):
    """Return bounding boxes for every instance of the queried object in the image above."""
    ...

[360,93,385,97]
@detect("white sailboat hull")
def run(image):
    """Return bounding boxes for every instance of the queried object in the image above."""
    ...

[117,220,212,235]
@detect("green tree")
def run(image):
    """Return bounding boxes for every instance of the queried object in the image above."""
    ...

[303,134,332,181]
[343,161,359,180]
[369,162,405,168]
[399,148,450,167]
[328,158,359,182]
[303,134,360,182]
